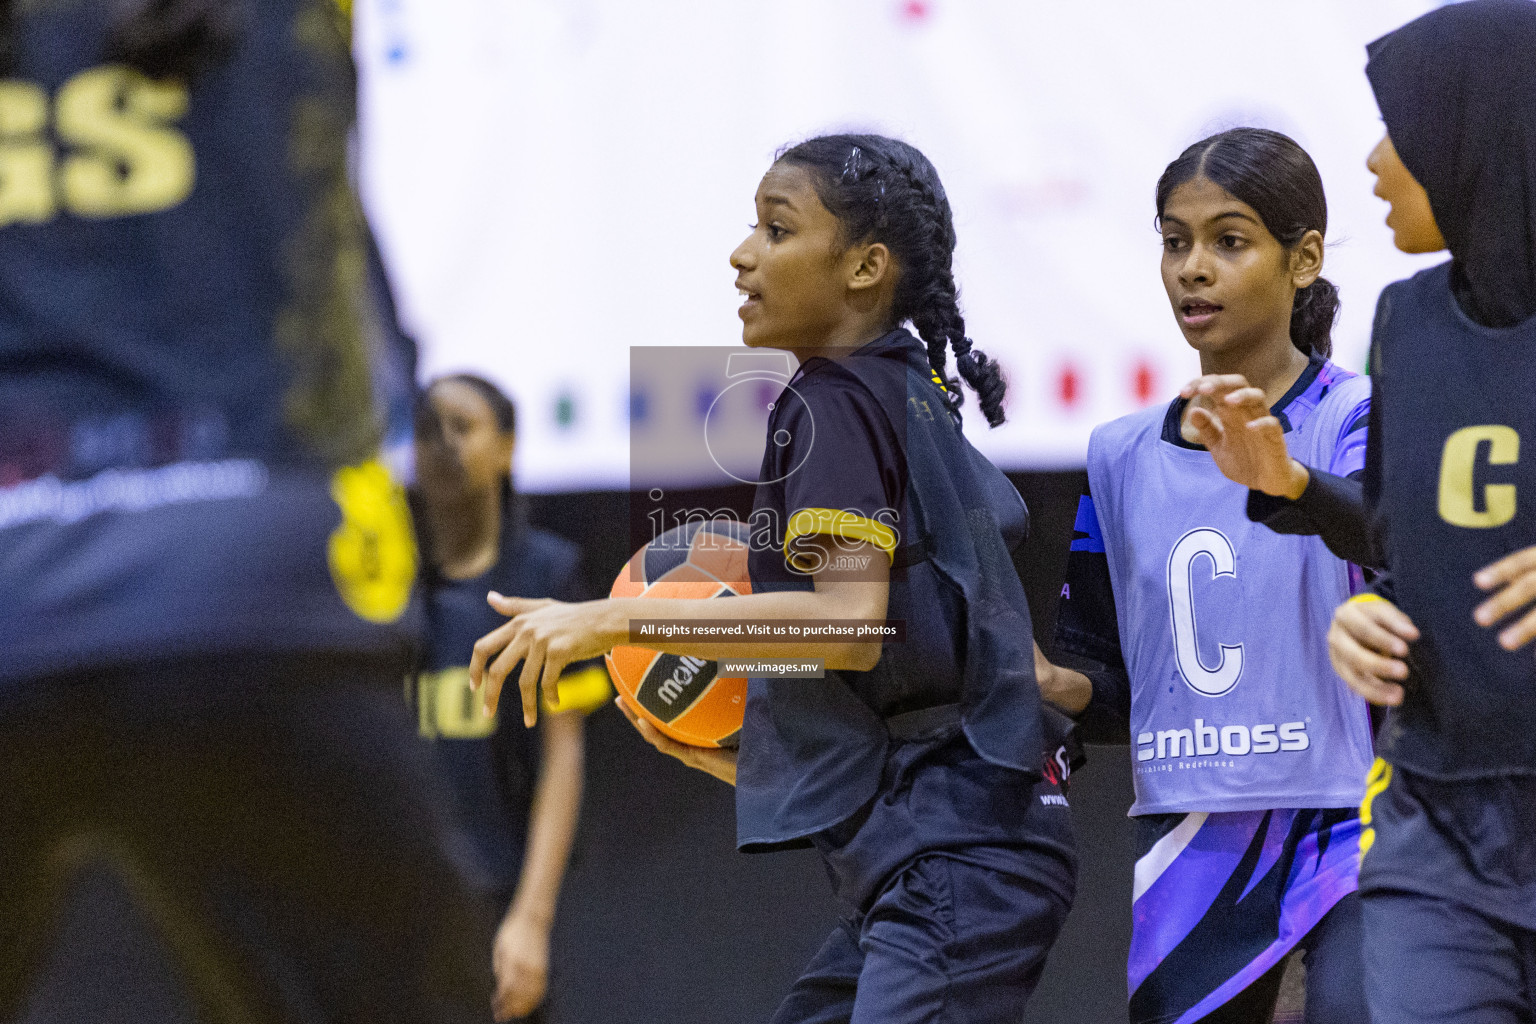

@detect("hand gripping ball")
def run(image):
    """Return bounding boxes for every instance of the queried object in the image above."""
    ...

[606,519,752,748]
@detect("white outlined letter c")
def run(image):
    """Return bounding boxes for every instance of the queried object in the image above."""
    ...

[1167,528,1244,697]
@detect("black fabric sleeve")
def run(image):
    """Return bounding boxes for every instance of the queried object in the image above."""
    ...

[1050,486,1131,743]
[1246,469,1378,567]
[778,372,904,568]
[1247,315,1390,572]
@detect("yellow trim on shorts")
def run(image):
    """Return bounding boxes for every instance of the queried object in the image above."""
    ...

[544,665,613,715]
[1348,593,1387,606]
[784,508,898,570]
[1358,757,1394,857]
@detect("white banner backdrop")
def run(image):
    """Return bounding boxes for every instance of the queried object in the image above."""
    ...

[357,0,1442,491]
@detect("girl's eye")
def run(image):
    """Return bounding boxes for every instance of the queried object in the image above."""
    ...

[1163,236,1184,252]
[1219,234,1244,249]
[766,223,787,240]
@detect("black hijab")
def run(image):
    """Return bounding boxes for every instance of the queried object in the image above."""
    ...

[1367,0,1536,329]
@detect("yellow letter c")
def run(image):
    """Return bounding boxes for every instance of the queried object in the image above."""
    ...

[1439,425,1519,529]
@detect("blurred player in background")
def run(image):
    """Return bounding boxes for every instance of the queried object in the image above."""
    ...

[411,374,609,1023]
[0,0,496,1019]
[1182,4,1536,1021]
[1038,129,1373,1023]
[469,134,1079,1024]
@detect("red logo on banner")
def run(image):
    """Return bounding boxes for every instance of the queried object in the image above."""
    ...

[1057,364,1081,408]
[1132,360,1157,405]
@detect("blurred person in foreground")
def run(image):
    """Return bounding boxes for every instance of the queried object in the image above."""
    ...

[0,0,497,1020]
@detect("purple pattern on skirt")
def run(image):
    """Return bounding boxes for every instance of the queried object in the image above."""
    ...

[1237,810,1291,904]
[1129,810,1362,1022]
[1127,812,1260,994]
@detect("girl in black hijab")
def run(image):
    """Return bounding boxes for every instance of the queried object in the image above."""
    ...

[1365,0,1536,330]
[1180,3,1536,1022]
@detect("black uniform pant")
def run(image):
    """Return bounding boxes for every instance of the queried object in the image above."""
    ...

[1197,893,1366,1024]
[0,654,498,1024]
[1359,763,1536,1024]
[769,851,1071,1024]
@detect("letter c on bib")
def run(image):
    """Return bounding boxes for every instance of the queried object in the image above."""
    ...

[1167,528,1244,696]
[1439,425,1518,529]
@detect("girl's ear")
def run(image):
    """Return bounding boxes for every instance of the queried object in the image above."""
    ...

[846,241,893,294]
[1290,229,1324,290]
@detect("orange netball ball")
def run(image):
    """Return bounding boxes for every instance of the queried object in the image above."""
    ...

[607,519,752,748]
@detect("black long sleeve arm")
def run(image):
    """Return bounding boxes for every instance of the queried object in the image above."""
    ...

[1247,341,1389,572]
[1248,469,1377,567]
[1052,487,1132,744]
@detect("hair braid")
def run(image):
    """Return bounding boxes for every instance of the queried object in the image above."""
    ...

[777,134,1010,428]
[887,152,1009,427]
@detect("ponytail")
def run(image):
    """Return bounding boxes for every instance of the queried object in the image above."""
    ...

[1290,277,1340,359]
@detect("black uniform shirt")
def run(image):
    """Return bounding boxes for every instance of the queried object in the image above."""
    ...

[415,498,593,895]
[1369,264,1536,779]
[735,331,1074,913]
[0,0,418,681]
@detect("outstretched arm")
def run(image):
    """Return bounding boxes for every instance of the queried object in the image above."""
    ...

[470,536,889,726]
[1182,372,1383,569]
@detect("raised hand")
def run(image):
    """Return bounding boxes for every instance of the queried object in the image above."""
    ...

[1179,373,1309,499]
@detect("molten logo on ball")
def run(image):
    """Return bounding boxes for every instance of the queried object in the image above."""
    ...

[606,520,752,748]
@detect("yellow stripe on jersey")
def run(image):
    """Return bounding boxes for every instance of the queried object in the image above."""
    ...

[416,664,612,737]
[784,508,898,572]
[543,665,613,715]
[1359,757,1394,857]
[416,667,495,739]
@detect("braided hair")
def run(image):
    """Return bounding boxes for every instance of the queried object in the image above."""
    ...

[775,134,1008,427]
